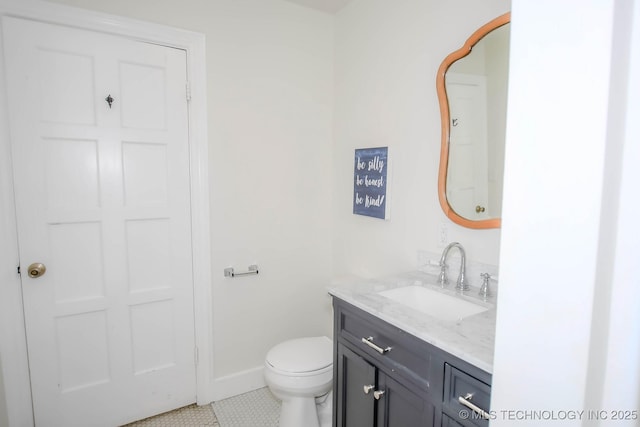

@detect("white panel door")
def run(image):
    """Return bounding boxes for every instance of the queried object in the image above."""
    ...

[446,73,489,219]
[2,16,196,426]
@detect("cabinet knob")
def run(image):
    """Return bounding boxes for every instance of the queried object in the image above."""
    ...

[373,390,385,400]
[363,385,375,394]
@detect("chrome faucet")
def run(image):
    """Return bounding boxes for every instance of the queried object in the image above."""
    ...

[438,242,469,292]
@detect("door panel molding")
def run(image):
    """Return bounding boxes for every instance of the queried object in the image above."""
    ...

[0,2,211,425]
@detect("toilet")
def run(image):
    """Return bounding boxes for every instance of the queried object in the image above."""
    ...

[264,336,333,427]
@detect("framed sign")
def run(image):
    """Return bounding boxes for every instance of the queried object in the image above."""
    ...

[353,146,389,219]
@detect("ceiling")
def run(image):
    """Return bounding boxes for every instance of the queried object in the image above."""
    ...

[281,0,352,14]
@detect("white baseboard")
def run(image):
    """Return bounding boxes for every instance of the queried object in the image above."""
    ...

[209,366,267,402]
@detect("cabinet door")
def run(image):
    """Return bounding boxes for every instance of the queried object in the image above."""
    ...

[442,414,465,427]
[335,344,376,427]
[377,372,436,427]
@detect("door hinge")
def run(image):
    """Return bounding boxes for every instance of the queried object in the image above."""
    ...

[186,81,192,102]
[17,265,21,276]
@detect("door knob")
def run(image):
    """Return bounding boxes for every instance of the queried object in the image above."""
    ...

[27,263,46,278]
[373,390,385,400]
[475,205,486,213]
[363,385,375,394]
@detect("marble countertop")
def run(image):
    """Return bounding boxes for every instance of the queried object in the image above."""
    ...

[328,270,497,374]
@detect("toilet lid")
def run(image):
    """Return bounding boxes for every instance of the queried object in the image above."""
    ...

[266,336,333,373]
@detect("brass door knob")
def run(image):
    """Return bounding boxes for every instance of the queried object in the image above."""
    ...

[475,205,486,213]
[27,263,46,278]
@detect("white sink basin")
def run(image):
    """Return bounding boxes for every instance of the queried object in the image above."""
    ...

[378,285,489,321]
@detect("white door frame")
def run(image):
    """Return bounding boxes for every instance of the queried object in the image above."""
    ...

[0,1,213,425]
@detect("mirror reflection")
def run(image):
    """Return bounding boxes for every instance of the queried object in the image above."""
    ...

[437,14,510,229]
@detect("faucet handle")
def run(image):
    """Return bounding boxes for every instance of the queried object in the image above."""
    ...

[479,273,492,299]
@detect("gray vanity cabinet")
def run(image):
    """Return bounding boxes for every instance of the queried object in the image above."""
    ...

[336,343,434,427]
[332,297,492,427]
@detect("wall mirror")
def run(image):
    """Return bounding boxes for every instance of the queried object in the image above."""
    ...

[437,13,510,229]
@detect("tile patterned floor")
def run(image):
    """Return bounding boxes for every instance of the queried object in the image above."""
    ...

[212,387,280,427]
[123,403,218,426]
[122,388,280,427]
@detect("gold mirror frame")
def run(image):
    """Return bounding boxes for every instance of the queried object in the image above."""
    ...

[436,12,510,229]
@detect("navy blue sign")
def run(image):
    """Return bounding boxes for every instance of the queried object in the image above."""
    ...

[353,147,388,219]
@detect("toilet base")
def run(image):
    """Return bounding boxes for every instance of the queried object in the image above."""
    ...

[274,391,332,427]
[279,396,320,427]
[316,391,332,427]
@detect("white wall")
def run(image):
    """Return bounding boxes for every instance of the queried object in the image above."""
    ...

[332,0,508,280]
[491,0,640,424]
[592,0,640,415]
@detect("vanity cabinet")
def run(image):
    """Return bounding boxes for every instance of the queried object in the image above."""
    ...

[336,344,435,426]
[332,297,492,427]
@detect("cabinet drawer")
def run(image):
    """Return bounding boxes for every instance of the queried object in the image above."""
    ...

[443,364,491,427]
[334,299,433,392]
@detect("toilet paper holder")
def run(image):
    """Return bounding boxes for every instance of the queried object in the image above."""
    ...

[224,264,259,278]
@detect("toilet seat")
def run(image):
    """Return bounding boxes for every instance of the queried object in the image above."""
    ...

[266,336,332,375]
[266,362,332,378]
